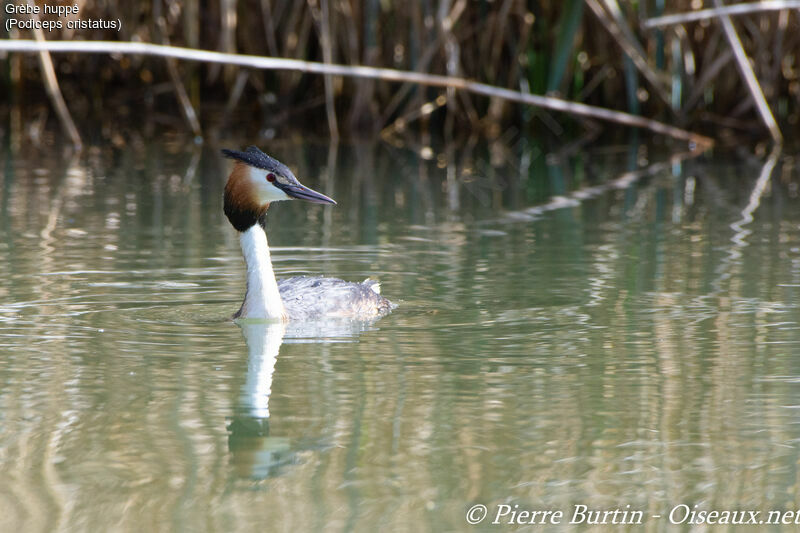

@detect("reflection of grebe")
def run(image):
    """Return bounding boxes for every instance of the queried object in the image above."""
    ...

[228,318,381,479]
[222,147,395,321]
[228,321,291,479]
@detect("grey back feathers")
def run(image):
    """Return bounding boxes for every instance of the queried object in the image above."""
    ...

[278,276,395,320]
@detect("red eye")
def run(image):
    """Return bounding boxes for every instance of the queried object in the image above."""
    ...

[266,173,276,182]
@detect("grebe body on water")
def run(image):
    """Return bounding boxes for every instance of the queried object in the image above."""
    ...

[222,146,394,321]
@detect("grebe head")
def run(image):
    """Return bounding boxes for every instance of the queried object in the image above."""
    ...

[222,146,336,232]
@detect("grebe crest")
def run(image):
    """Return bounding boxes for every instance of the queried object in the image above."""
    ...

[222,147,395,321]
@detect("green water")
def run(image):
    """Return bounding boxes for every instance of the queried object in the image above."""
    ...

[1,142,799,532]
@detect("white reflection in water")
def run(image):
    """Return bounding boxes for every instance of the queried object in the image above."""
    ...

[229,318,382,480]
[238,321,286,419]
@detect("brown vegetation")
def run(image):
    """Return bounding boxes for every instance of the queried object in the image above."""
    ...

[1,1,798,147]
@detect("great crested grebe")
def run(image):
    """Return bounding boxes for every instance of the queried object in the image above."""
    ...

[222,146,394,321]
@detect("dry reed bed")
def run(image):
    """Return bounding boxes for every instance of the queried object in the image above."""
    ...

[1,0,798,148]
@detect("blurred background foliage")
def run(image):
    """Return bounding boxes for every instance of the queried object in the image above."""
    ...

[1,0,798,146]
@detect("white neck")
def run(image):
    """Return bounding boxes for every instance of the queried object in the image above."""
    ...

[237,224,287,321]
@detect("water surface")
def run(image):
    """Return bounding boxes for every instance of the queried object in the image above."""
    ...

[1,141,799,531]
